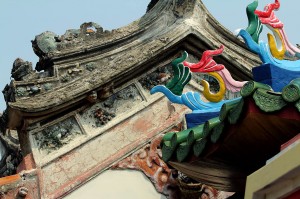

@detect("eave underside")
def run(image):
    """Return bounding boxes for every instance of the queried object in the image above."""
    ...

[166,98,300,192]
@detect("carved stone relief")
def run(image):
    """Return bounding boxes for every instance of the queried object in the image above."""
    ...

[32,31,59,54]
[32,22,114,53]
[11,58,36,81]
[139,64,173,92]
[79,84,144,129]
[58,63,84,83]
[2,84,15,104]
[59,62,100,83]
[15,85,40,97]
[84,62,96,72]
[34,117,84,154]
[11,58,52,81]
[3,57,58,103]
[0,130,22,177]
[11,61,97,99]
[15,81,58,98]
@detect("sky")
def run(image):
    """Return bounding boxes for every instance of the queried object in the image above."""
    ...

[0,0,300,111]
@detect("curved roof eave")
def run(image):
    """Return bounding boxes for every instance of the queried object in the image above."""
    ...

[9,0,261,115]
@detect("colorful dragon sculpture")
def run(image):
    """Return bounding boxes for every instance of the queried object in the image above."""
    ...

[254,0,300,59]
[238,29,300,71]
[245,0,263,44]
[244,0,300,60]
[182,45,247,102]
[150,46,245,113]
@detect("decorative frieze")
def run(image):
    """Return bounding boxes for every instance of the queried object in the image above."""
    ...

[79,84,144,129]
[34,117,84,154]
[15,82,57,98]
[139,64,173,91]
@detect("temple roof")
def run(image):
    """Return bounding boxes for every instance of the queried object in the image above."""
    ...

[161,79,300,191]
[6,0,261,128]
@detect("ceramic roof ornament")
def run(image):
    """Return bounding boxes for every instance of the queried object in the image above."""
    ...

[182,45,225,73]
[245,0,263,44]
[254,0,285,59]
[164,51,191,96]
[238,29,300,71]
[200,72,226,102]
[254,0,300,59]
[150,49,243,112]
[267,29,286,60]
[183,45,247,101]
[150,52,227,112]
[255,0,280,20]
[182,45,226,102]
[238,0,300,92]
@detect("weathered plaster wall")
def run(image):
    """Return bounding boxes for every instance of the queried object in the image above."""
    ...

[38,96,187,198]
[31,91,191,198]
[24,59,202,198]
